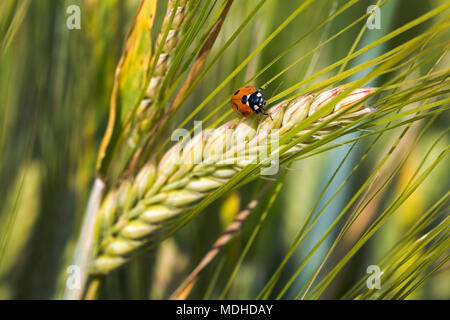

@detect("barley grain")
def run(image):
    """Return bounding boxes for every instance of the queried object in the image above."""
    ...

[130,0,192,147]
[92,87,376,274]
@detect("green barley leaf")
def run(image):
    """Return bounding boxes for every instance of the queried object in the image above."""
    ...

[96,0,158,176]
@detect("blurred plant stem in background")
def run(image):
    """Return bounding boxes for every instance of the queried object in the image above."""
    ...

[0,0,448,300]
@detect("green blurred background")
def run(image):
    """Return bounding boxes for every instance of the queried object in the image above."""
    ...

[0,0,448,299]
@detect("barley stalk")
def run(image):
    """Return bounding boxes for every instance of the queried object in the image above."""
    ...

[130,0,191,147]
[169,180,273,300]
[91,86,376,274]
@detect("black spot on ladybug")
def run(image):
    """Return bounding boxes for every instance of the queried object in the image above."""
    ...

[241,95,248,104]
[233,89,240,96]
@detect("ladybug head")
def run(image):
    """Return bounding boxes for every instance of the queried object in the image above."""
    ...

[249,90,266,108]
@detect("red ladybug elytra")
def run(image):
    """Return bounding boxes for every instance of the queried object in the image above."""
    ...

[230,86,271,118]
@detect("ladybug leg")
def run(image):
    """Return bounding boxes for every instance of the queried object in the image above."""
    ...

[259,108,272,120]
[259,99,272,120]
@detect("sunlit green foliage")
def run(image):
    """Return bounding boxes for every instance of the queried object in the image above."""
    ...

[0,0,448,300]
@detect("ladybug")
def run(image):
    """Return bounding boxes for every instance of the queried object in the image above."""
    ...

[230,86,271,118]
